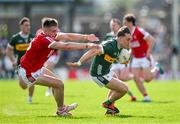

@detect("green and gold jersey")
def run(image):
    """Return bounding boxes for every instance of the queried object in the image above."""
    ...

[104,32,115,41]
[8,32,35,65]
[90,39,122,76]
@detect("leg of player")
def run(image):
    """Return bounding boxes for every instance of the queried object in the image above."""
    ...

[35,67,78,116]
[28,86,34,104]
[132,68,151,102]
[112,69,136,101]
[44,56,57,97]
[102,78,128,115]
[143,68,154,83]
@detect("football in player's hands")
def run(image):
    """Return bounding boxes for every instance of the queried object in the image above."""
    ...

[117,49,131,64]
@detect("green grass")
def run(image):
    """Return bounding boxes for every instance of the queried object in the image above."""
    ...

[0,79,180,124]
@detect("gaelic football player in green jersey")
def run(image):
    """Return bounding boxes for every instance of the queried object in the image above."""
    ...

[67,26,132,115]
[105,18,136,101]
[6,17,35,103]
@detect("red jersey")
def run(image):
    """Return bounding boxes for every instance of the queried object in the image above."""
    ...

[130,26,150,58]
[20,33,55,76]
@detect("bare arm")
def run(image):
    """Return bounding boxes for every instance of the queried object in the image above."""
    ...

[145,35,155,59]
[66,45,103,67]
[55,33,99,42]
[48,41,98,50]
[6,45,17,67]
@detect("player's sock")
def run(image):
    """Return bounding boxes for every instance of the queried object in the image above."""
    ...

[104,100,112,106]
[28,96,32,104]
[143,93,148,97]
[45,87,52,96]
[128,90,136,101]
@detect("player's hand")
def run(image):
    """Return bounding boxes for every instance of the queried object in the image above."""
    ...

[86,34,99,42]
[12,61,17,68]
[66,62,80,67]
[86,43,99,49]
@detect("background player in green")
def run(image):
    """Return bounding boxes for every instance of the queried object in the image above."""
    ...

[6,17,35,103]
[67,26,131,115]
[104,18,121,40]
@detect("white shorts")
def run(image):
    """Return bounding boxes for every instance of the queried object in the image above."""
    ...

[47,54,60,64]
[110,63,127,71]
[18,67,43,86]
[131,57,150,68]
[91,71,113,87]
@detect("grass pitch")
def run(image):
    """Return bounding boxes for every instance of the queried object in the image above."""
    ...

[0,79,180,124]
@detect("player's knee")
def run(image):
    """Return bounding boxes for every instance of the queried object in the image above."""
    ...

[56,80,64,89]
[18,76,27,89]
[144,76,153,82]
[122,85,128,94]
[117,84,128,94]
[19,82,27,89]
[145,78,152,83]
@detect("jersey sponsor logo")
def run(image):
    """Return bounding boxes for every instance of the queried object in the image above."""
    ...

[15,44,29,51]
[130,41,140,48]
[17,40,23,43]
[104,54,116,63]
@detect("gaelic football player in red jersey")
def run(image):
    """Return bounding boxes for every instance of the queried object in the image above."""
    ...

[18,17,99,116]
[123,14,164,102]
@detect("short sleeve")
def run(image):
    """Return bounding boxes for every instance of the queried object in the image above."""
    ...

[8,35,16,48]
[139,27,150,40]
[43,36,55,48]
[102,42,113,54]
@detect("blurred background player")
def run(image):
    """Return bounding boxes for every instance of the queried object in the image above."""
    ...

[105,18,136,101]
[6,17,35,103]
[67,26,131,115]
[123,13,164,102]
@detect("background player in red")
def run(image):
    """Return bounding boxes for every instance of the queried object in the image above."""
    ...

[18,17,99,116]
[123,13,164,102]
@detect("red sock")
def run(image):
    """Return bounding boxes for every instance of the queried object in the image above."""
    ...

[143,93,148,96]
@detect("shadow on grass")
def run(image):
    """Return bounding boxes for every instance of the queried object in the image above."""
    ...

[107,114,163,119]
[37,114,163,119]
[37,115,94,119]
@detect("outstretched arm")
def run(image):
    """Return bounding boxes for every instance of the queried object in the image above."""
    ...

[66,45,103,67]
[55,33,99,42]
[49,41,98,50]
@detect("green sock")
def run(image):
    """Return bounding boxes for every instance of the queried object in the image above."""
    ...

[105,100,112,105]
[128,90,134,96]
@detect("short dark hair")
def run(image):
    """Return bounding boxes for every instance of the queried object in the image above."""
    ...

[117,26,131,37]
[19,17,30,25]
[123,14,136,26]
[111,18,121,26]
[42,17,58,28]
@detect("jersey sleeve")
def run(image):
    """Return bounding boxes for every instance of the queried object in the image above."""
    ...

[138,27,150,40]
[102,42,113,54]
[8,35,16,48]
[43,36,55,48]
